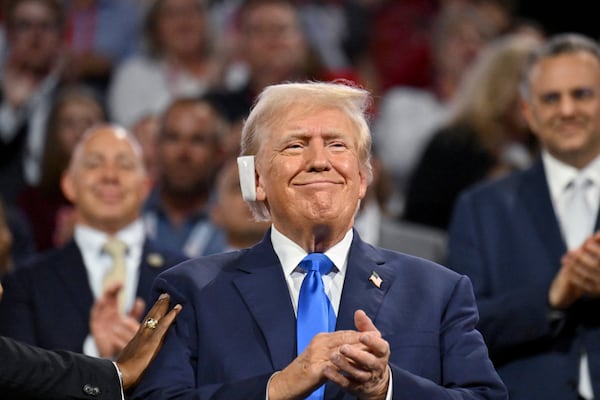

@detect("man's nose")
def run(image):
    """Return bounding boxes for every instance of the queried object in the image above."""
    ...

[305,142,329,171]
[558,96,577,115]
[99,163,120,180]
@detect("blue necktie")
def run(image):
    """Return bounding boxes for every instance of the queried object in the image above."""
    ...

[297,253,335,400]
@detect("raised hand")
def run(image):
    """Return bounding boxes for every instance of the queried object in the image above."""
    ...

[325,310,390,400]
[90,283,146,358]
[117,292,182,391]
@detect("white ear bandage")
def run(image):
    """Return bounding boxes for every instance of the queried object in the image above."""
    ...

[237,155,256,201]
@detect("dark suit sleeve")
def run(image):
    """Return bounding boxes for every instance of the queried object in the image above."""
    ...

[0,336,122,399]
[389,276,507,399]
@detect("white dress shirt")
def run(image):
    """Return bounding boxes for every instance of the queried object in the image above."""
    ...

[268,225,392,399]
[76,219,145,357]
[271,225,350,317]
[544,151,600,248]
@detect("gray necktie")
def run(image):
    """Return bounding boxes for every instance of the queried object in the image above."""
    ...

[102,238,128,313]
[563,176,594,249]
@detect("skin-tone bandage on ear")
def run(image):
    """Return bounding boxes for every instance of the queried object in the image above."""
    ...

[237,155,256,201]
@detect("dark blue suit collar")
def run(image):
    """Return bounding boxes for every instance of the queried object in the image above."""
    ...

[522,159,568,259]
[232,231,394,370]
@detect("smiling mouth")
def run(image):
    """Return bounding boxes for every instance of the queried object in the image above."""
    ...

[95,189,123,202]
[295,181,341,187]
[557,124,583,137]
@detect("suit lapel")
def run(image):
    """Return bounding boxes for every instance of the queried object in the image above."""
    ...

[520,161,567,262]
[232,234,397,381]
[337,233,395,331]
[136,240,170,299]
[233,238,297,371]
[53,241,94,320]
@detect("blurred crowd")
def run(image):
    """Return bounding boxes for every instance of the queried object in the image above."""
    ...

[0,0,563,268]
[1,0,600,396]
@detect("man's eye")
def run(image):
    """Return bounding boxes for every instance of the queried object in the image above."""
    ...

[540,93,560,105]
[162,133,179,143]
[83,159,101,169]
[329,141,347,151]
[572,87,596,100]
[118,160,136,170]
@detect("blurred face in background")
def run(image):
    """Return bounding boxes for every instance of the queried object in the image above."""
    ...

[522,51,600,169]
[56,97,105,154]
[155,0,208,58]
[211,162,270,247]
[62,126,150,234]
[241,1,308,83]
[437,19,488,86]
[7,0,63,72]
[158,100,224,195]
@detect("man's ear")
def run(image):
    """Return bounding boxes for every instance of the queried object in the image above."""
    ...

[255,177,266,202]
[237,156,256,201]
[61,172,76,203]
[358,168,368,200]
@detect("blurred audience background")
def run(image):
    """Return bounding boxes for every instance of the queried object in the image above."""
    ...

[1,0,596,264]
[401,32,542,230]
[1,1,599,391]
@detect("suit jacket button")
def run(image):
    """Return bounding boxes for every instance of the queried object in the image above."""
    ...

[83,384,101,396]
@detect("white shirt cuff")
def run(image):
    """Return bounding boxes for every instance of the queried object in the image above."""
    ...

[112,361,126,400]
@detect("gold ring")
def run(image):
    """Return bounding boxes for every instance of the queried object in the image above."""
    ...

[143,318,159,329]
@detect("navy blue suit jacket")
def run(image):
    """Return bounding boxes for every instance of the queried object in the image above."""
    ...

[448,159,600,399]
[0,239,187,353]
[132,230,506,399]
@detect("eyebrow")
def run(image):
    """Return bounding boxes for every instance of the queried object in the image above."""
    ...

[281,129,349,140]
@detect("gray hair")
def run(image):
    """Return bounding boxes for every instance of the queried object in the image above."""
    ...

[519,33,600,101]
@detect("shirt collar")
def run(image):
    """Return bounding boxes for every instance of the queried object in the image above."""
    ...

[270,225,352,277]
[74,219,146,256]
[543,150,600,201]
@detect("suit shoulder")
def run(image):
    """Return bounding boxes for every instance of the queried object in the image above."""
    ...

[156,249,247,288]
[455,166,534,210]
[471,168,526,195]
[376,245,462,281]
[373,245,472,301]
[8,243,77,276]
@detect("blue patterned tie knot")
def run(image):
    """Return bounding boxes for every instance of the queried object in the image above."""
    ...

[297,253,335,400]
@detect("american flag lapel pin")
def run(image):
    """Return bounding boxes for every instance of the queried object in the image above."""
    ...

[369,271,383,288]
